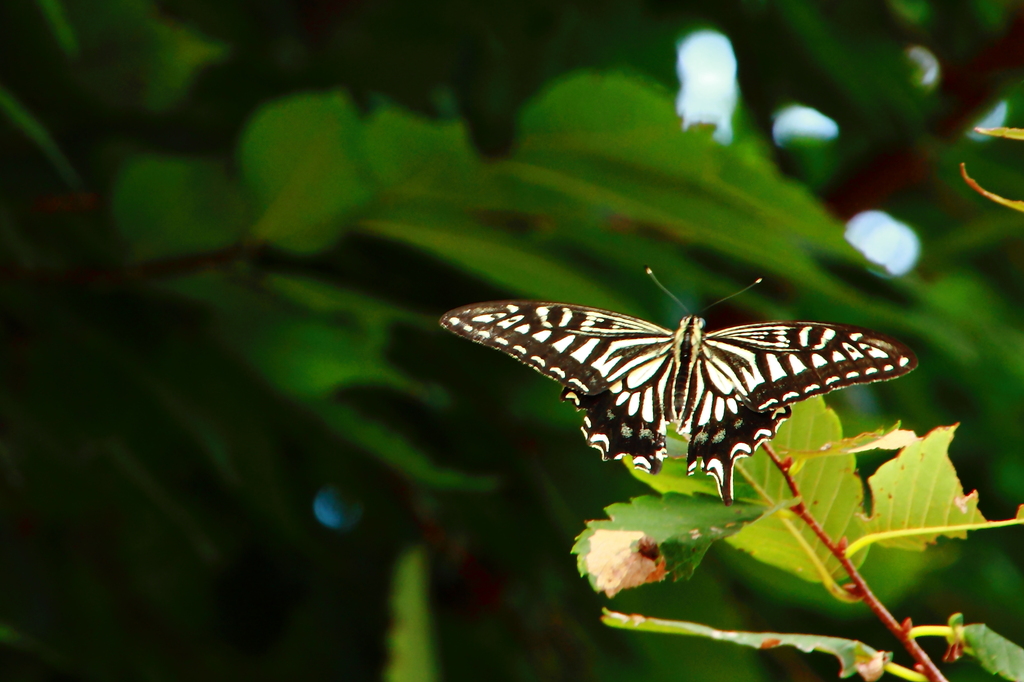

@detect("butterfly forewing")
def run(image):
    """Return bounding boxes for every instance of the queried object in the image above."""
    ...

[441,302,674,394]
[704,322,917,412]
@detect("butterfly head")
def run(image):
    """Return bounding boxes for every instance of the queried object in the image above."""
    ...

[676,315,705,352]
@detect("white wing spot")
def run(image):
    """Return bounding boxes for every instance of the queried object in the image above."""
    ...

[550,367,565,378]
[758,398,779,409]
[820,329,836,343]
[495,337,508,345]
[731,442,752,457]
[506,304,519,312]
[628,392,641,416]
[788,355,807,374]
[865,346,889,359]
[714,397,725,422]
[559,308,573,326]
[476,330,491,339]
[898,356,910,367]
[765,354,787,381]
[811,353,827,368]
[616,391,630,406]
[726,397,738,414]
[530,356,545,367]
[883,364,894,371]
[569,378,588,391]
[471,313,497,323]
[832,350,847,362]
[514,324,530,334]
[570,338,601,363]
[697,391,714,426]
[798,326,812,347]
[536,306,549,317]
[781,391,800,401]
[754,428,773,440]
[551,335,575,353]
[512,345,527,354]
[626,357,665,389]
[496,314,524,329]
[803,383,820,392]
[846,370,860,379]
[841,342,864,360]
[849,333,863,341]
[448,317,461,325]
[609,381,623,393]
[462,325,474,333]
[864,367,878,375]
[532,330,552,342]
[825,376,840,385]
[641,388,655,423]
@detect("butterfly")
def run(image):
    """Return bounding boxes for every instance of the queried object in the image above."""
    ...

[441,302,916,505]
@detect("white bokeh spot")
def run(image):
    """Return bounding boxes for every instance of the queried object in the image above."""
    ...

[676,30,738,145]
[772,105,839,146]
[906,45,940,88]
[845,210,920,276]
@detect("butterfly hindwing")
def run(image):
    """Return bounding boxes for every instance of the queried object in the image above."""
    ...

[441,301,674,394]
[687,404,792,504]
[561,384,670,474]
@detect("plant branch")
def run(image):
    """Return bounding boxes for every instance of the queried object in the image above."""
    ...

[0,243,254,285]
[762,442,949,682]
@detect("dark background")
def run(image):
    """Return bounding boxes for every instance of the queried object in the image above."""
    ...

[1,0,1024,679]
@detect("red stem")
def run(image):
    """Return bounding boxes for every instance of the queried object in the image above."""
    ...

[762,443,948,682]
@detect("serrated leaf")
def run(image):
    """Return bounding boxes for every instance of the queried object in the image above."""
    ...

[727,398,868,591]
[963,623,1024,681]
[239,91,374,252]
[784,424,917,461]
[572,494,774,595]
[601,610,889,680]
[849,425,1024,555]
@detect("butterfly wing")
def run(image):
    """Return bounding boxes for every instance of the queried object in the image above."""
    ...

[703,322,917,411]
[441,301,678,472]
[441,302,674,394]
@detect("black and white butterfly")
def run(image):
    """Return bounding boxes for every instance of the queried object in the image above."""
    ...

[441,302,916,505]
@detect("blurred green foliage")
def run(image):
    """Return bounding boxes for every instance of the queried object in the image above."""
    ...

[2,0,1024,679]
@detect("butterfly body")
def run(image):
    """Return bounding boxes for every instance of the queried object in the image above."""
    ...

[441,301,916,504]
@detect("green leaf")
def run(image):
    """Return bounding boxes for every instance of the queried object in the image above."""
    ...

[313,402,497,492]
[963,623,1024,681]
[239,91,374,252]
[849,425,1024,555]
[168,272,418,396]
[385,546,439,682]
[34,0,80,58]
[601,610,889,680]
[65,0,228,111]
[572,493,776,595]
[727,399,868,592]
[504,72,863,286]
[361,208,635,311]
[112,154,249,259]
[0,80,81,189]
[363,106,483,194]
[785,424,917,463]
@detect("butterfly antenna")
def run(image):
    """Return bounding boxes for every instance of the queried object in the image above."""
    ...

[701,278,763,315]
[645,266,690,314]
